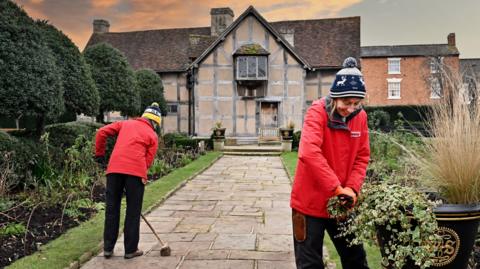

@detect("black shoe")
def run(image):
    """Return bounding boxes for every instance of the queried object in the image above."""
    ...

[124,249,143,259]
[104,250,114,259]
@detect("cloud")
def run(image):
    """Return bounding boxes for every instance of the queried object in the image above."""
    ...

[91,0,121,8]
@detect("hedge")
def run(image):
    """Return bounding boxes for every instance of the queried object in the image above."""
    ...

[364,105,432,134]
[44,121,103,150]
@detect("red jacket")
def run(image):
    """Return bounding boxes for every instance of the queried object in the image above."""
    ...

[95,118,158,179]
[290,98,370,218]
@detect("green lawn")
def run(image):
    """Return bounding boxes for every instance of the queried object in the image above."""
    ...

[281,152,383,269]
[7,151,222,269]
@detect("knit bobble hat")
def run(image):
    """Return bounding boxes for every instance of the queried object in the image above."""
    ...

[330,57,366,99]
[142,102,162,125]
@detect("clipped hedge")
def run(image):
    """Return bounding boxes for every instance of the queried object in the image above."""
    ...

[0,131,45,191]
[45,121,103,150]
[163,133,198,149]
[364,105,432,134]
[364,105,431,123]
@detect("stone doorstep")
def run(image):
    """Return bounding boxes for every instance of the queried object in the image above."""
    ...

[223,145,283,152]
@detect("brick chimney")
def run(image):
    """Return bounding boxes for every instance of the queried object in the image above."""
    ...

[93,19,110,34]
[210,8,234,36]
[447,33,456,47]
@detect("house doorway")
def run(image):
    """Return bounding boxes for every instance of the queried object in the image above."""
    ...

[258,102,280,141]
[260,102,278,128]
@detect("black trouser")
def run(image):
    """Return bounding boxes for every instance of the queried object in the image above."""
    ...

[104,173,145,254]
[292,209,369,269]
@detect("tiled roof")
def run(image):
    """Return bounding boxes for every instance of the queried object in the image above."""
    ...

[270,17,360,68]
[85,12,360,72]
[460,58,480,77]
[361,44,459,58]
[86,27,211,72]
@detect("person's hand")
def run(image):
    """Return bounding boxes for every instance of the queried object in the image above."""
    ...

[334,186,357,209]
[94,155,106,169]
[141,177,148,185]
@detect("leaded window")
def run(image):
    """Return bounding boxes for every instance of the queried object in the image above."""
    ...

[236,56,267,80]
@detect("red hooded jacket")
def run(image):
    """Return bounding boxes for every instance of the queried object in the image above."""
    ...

[95,118,158,179]
[290,98,370,218]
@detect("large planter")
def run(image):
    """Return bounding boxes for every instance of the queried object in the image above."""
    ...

[431,203,480,269]
[279,128,293,141]
[212,128,226,139]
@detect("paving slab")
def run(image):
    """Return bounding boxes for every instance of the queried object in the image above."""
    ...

[81,156,295,269]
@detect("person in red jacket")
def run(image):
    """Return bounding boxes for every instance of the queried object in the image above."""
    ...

[290,57,370,269]
[95,103,161,259]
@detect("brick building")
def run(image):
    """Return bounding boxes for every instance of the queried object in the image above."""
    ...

[85,6,360,139]
[361,33,460,106]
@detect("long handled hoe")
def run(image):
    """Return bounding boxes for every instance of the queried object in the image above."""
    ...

[140,213,172,256]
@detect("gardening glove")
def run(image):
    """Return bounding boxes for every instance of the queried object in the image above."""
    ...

[94,155,106,170]
[334,186,357,209]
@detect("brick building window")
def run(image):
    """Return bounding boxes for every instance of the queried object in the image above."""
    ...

[430,57,444,74]
[236,56,267,80]
[387,78,402,99]
[388,58,401,74]
[430,78,442,99]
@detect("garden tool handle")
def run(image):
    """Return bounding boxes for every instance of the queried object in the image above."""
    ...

[140,213,166,246]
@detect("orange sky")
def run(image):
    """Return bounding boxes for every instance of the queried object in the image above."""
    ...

[13,0,480,58]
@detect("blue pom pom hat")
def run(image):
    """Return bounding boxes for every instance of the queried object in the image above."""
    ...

[330,57,366,99]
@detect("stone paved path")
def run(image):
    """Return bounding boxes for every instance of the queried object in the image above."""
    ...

[82,155,295,269]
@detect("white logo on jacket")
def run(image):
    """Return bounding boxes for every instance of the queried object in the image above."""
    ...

[351,131,361,138]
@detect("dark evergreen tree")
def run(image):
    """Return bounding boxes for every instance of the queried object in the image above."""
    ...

[0,0,64,135]
[83,43,139,122]
[37,20,99,116]
[135,69,167,115]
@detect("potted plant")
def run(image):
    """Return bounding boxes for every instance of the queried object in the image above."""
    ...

[279,120,295,140]
[329,181,440,269]
[412,71,480,269]
[212,120,226,139]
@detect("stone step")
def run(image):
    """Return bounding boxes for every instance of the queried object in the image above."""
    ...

[223,151,282,156]
[223,145,283,152]
[235,137,258,145]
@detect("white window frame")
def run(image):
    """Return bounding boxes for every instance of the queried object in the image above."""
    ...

[430,57,444,74]
[236,56,268,80]
[430,77,442,99]
[388,58,401,74]
[387,78,402,99]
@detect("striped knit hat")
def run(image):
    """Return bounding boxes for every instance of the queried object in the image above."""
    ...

[330,57,366,99]
[142,102,162,125]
